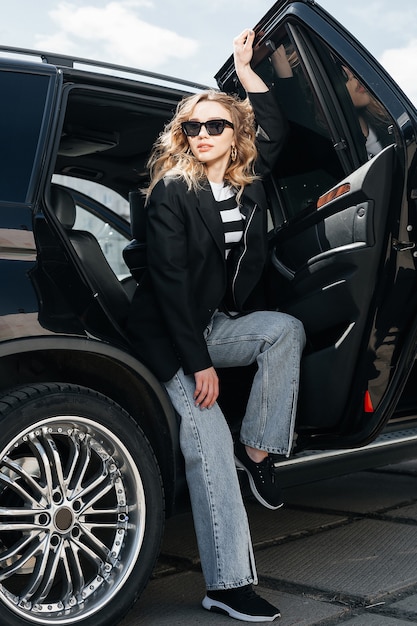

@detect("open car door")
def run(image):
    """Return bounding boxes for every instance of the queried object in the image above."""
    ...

[269,145,395,444]
[215,2,417,451]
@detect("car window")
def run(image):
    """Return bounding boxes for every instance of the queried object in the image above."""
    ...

[0,70,53,203]
[306,30,397,165]
[52,175,131,279]
[328,61,396,161]
[53,175,130,221]
[73,206,130,279]
[255,33,345,225]
[256,28,396,228]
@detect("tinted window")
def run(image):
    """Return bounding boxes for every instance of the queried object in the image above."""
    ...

[326,60,396,162]
[0,71,52,203]
[253,34,344,224]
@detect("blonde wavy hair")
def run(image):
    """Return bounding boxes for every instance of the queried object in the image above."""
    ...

[144,90,259,203]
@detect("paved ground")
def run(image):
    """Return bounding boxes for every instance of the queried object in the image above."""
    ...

[120,459,417,625]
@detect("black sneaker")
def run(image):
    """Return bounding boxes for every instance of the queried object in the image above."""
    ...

[234,440,284,510]
[202,584,281,622]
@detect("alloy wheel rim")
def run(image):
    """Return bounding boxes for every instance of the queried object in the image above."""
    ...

[0,416,145,624]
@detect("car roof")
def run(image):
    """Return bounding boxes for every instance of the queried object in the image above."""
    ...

[0,45,213,198]
[0,44,211,93]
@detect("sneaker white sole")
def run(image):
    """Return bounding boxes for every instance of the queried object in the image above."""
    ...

[202,595,281,622]
[235,457,284,510]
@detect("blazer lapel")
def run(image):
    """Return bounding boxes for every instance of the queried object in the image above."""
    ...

[196,184,225,257]
[240,186,258,220]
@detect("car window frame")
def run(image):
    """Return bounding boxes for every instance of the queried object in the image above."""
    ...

[262,21,402,230]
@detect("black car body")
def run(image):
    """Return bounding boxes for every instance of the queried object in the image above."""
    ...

[1,1,417,624]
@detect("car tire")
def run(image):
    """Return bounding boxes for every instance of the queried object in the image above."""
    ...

[0,382,165,626]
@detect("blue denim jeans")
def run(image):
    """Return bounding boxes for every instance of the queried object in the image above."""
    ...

[163,310,305,590]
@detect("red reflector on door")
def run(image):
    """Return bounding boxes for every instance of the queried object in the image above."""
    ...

[364,390,374,413]
[317,183,350,209]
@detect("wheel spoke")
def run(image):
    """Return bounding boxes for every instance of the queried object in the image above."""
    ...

[24,538,64,605]
[0,520,44,532]
[28,432,54,495]
[70,534,106,570]
[64,540,84,597]
[64,432,81,490]
[0,532,37,564]
[78,524,112,562]
[0,532,47,582]
[0,470,44,509]
[69,436,92,498]
[82,506,121,516]
[2,456,46,502]
[42,432,67,493]
[0,505,48,534]
[78,473,115,511]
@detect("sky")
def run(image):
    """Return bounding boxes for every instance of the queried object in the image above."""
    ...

[1,0,417,104]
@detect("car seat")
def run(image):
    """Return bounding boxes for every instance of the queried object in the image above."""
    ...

[49,184,130,327]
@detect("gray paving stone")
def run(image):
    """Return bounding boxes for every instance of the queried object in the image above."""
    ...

[256,518,417,603]
[384,502,417,522]
[283,471,417,513]
[337,615,413,625]
[247,500,346,546]
[119,571,347,625]
[389,591,417,613]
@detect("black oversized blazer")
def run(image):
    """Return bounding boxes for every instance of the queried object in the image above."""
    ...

[126,90,288,382]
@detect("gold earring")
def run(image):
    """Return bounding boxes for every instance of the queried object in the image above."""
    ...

[231,145,237,162]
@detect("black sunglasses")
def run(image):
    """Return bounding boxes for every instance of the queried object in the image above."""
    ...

[181,119,234,137]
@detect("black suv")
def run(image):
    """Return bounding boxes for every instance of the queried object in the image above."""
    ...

[1,1,417,625]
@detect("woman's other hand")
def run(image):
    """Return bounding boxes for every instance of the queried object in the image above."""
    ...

[271,44,293,78]
[194,367,219,409]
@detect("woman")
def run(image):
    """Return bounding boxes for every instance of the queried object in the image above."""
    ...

[126,29,305,622]
[341,65,393,159]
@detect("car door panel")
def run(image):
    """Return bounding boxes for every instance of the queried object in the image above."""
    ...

[268,145,395,432]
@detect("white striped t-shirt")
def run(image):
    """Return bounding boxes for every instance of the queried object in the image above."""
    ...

[209,181,244,258]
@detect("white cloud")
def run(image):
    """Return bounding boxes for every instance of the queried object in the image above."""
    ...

[380,40,417,106]
[335,1,417,40]
[34,1,198,68]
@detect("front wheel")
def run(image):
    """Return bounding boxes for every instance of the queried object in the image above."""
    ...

[0,383,165,626]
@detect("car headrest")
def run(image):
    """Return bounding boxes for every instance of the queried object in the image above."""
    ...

[50,186,77,229]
